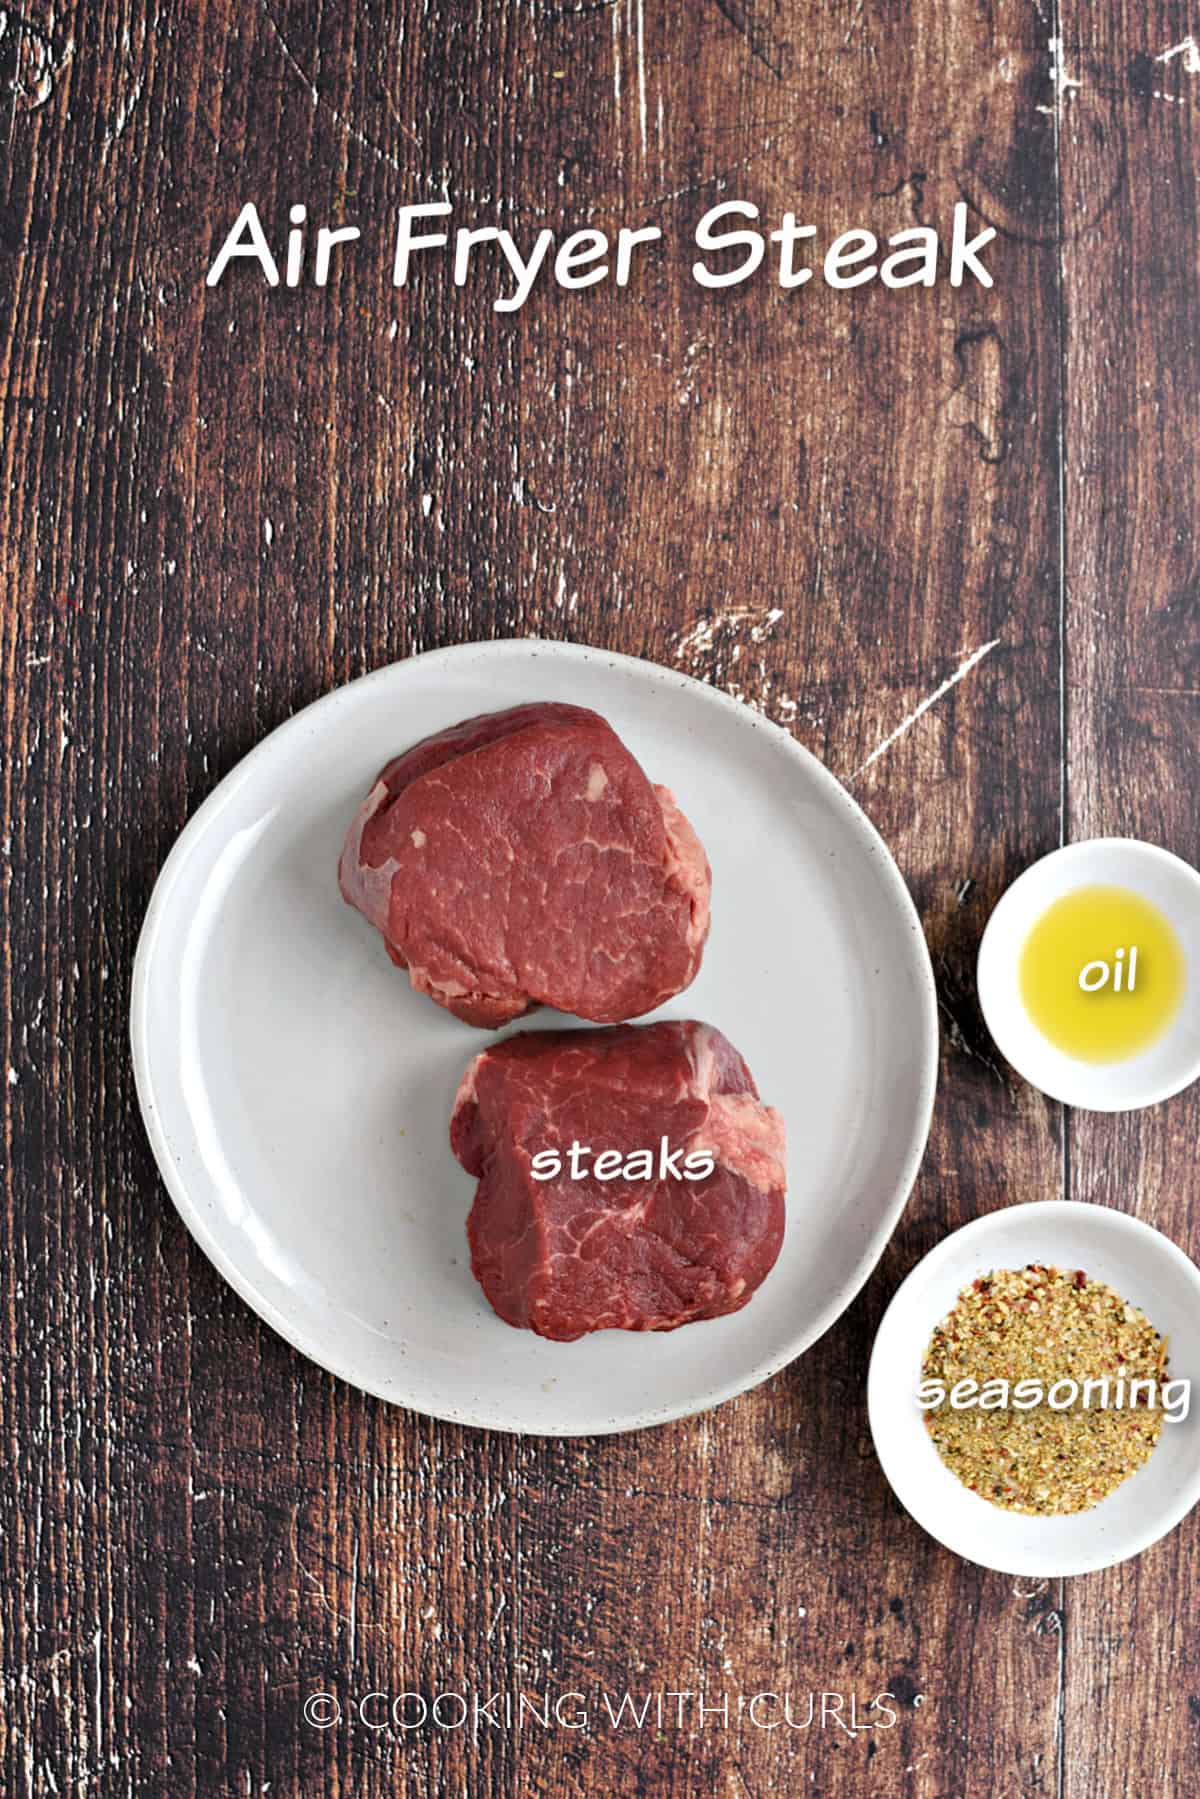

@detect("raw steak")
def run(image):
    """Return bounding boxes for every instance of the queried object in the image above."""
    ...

[450,1021,786,1339]
[339,703,710,1027]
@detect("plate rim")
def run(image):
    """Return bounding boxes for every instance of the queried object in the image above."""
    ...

[131,637,940,1434]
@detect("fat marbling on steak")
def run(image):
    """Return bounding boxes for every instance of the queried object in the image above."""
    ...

[339,703,711,1027]
[450,1020,786,1340]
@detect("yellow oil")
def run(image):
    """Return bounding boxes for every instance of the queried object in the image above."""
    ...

[1018,884,1186,1063]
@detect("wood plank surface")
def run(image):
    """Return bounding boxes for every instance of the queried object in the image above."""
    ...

[0,0,1195,1794]
[1057,6,1200,1795]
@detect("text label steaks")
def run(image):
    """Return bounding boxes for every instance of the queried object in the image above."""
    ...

[530,1138,716,1184]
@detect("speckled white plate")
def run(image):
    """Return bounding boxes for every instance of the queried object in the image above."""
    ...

[131,640,937,1434]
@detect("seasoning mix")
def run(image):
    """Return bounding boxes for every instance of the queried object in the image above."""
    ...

[922,1264,1169,1515]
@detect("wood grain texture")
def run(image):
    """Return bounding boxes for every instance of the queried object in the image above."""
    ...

[0,0,1195,1793]
[1057,6,1200,1796]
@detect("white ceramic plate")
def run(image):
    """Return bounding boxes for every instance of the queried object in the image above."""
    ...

[131,640,937,1434]
[869,1202,1200,1575]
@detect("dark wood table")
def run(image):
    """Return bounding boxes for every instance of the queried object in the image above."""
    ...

[4,1,1198,1792]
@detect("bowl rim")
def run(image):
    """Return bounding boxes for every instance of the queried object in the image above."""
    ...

[867,1198,1200,1576]
[977,836,1200,1112]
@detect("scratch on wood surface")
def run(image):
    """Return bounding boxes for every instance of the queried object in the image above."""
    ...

[641,143,774,209]
[348,1538,359,1663]
[674,607,783,661]
[674,610,799,722]
[544,0,618,17]
[105,69,145,148]
[947,325,1010,464]
[1035,32,1081,113]
[0,9,70,111]
[937,986,1016,1093]
[291,1517,358,1629]
[634,0,647,161]
[611,0,622,158]
[852,639,1000,778]
[1156,36,1200,73]
[257,0,421,158]
[1047,36,1082,100]
[710,0,789,80]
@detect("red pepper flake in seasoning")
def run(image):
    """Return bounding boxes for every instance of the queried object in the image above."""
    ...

[921,1264,1169,1516]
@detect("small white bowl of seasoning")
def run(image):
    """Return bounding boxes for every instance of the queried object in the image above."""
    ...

[977,838,1200,1110]
[868,1202,1200,1577]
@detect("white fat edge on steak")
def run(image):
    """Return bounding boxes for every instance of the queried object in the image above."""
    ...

[342,781,519,1017]
[654,785,711,953]
[339,777,403,934]
[411,963,527,1022]
[452,1051,483,1117]
[684,1023,787,1194]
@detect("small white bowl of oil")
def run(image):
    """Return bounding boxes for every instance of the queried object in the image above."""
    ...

[977,839,1200,1110]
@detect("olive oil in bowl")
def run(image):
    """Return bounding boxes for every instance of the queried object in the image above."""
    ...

[1019,884,1186,1064]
